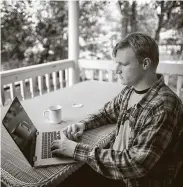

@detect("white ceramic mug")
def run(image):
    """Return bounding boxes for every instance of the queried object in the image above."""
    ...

[43,105,62,123]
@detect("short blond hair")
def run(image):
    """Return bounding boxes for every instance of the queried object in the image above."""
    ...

[112,32,159,69]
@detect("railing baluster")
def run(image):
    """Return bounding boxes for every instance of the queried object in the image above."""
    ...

[10,83,16,101]
[1,85,5,106]
[68,67,74,87]
[177,76,182,97]
[38,76,43,95]
[20,80,26,100]
[90,69,94,80]
[52,72,57,91]
[65,69,69,87]
[112,71,116,82]
[30,77,37,98]
[99,70,103,81]
[84,69,89,80]
[80,69,86,81]
[164,74,169,85]
[59,70,63,88]
[108,71,113,82]
[45,74,51,93]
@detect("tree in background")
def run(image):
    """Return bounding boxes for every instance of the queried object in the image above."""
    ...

[1,0,68,70]
[1,0,109,69]
[79,1,110,59]
[1,0,183,71]
[117,0,183,42]
[117,1,137,38]
[117,0,183,60]
[154,1,183,42]
[34,1,68,64]
[1,1,35,69]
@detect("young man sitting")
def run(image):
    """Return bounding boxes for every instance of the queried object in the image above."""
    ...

[52,32,183,187]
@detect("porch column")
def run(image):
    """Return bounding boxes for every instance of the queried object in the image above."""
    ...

[68,0,80,86]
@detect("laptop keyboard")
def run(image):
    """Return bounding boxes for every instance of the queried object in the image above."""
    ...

[41,131,61,159]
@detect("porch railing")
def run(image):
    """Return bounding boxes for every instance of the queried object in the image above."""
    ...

[79,59,183,97]
[1,59,183,105]
[1,59,76,105]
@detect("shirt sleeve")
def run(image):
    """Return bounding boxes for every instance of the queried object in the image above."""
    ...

[73,111,175,180]
[79,89,125,131]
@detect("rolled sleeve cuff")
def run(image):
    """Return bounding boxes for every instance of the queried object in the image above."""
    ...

[73,143,92,162]
[78,120,88,130]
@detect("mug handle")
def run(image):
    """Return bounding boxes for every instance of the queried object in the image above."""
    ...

[43,110,50,120]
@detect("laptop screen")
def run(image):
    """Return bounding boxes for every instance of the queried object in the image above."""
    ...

[2,97,37,166]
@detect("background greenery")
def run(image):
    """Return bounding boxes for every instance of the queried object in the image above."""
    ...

[1,0,183,71]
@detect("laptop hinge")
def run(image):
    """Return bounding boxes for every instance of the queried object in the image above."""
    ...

[33,156,37,162]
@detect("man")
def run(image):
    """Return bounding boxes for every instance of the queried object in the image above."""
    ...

[51,32,183,187]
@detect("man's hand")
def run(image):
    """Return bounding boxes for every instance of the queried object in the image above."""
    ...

[51,131,77,158]
[63,122,85,141]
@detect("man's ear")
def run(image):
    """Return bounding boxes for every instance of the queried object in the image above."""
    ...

[142,58,151,70]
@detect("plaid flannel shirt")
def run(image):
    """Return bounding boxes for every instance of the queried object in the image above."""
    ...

[73,75,183,187]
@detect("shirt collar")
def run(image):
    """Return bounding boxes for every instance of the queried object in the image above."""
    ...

[135,74,165,109]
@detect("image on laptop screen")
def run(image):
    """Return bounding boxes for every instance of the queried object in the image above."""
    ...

[2,97,37,166]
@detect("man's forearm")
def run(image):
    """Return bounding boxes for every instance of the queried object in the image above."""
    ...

[80,109,117,131]
[79,92,122,131]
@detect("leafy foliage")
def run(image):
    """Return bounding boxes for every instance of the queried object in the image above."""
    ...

[1,0,68,70]
[1,1,34,69]
[1,0,182,71]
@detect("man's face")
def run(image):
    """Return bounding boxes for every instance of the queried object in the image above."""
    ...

[115,47,144,86]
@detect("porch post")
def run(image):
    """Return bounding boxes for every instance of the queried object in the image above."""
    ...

[68,0,80,86]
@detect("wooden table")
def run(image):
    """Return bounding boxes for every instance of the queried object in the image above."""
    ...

[1,81,123,187]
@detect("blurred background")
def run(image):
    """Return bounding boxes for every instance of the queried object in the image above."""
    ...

[1,0,183,71]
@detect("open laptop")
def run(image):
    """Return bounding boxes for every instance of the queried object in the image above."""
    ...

[2,97,77,167]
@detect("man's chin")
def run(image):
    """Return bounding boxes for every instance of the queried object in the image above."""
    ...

[119,79,127,85]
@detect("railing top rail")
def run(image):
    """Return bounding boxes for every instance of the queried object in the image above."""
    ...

[79,59,116,71]
[1,59,75,85]
[79,59,183,76]
[1,59,74,77]
[157,63,183,75]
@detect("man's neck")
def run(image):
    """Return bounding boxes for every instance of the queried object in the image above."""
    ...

[133,73,158,91]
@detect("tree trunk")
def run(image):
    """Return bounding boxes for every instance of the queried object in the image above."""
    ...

[155,25,162,42]
[131,1,137,32]
[118,1,129,38]
[122,16,128,38]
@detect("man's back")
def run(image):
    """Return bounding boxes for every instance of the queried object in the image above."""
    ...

[146,83,182,168]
